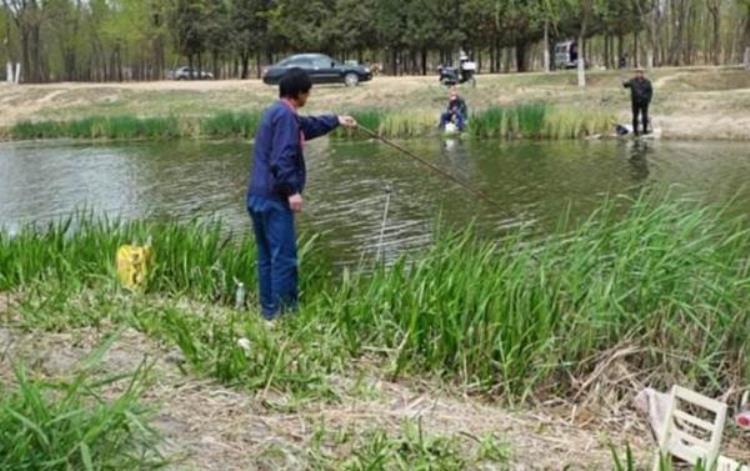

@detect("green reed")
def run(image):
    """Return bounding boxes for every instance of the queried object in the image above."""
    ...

[0,340,162,470]
[5,195,750,401]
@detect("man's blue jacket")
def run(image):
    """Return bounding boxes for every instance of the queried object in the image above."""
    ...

[247,100,339,205]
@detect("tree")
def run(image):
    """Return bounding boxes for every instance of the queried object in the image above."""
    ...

[375,0,407,74]
[536,0,564,72]
[741,0,750,69]
[231,0,269,79]
[169,0,206,77]
[3,0,44,82]
[706,0,722,65]
[203,0,230,78]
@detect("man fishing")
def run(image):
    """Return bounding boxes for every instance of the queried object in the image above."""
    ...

[439,87,468,131]
[247,68,357,320]
[623,67,653,136]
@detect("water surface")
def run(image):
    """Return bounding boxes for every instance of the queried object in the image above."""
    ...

[2,138,748,263]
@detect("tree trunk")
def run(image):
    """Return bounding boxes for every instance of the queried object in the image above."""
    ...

[604,34,610,70]
[710,4,721,65]
[543,22,550,73]
[212,50,219,79]
[421,48,427,76]
[577,33,586,88]
[240,53,250,79]
[515,41,528,72]
[577,34,585,88]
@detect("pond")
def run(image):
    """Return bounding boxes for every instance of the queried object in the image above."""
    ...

[1,138,749,264]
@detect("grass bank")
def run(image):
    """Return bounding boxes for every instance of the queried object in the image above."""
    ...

[3,194,750,402]
[2,68,748,140]
[2,104,613,141]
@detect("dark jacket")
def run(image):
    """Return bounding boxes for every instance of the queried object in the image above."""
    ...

[248,101,339,204]
[447,97,468,118]
[624,77,653,104]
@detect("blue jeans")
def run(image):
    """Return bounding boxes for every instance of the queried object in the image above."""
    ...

[247,195,298,319]
[440,112,465,131]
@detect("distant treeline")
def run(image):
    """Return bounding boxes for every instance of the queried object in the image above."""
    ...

[1,0,749,83]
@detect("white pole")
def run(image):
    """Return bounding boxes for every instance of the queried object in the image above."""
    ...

[745,47,750,70]
[14,62,21,84]
[6,62,12,83]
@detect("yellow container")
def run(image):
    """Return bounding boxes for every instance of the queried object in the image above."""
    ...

[116,244,154,290]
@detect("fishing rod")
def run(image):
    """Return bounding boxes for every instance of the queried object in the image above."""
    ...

[356,124,502,208]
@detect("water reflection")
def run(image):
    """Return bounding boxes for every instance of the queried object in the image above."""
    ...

[2,139,749,264]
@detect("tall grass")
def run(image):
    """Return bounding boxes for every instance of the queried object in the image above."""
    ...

[469,104,613,139]
[0,214,328,306]
[0,340,162,469]
[305,194,750,397]
[200,112,260,138]
[543,106,614,139]
[5,105,614,141]
[5,195,750,401]
[378,111,437,138]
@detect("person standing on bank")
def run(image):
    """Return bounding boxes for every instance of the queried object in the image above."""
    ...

[623,67,653,136]
[247,68,357,320]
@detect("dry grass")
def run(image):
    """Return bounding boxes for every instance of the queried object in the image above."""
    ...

[0,323,656,470]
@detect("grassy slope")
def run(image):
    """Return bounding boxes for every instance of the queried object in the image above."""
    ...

[1,66,748,139]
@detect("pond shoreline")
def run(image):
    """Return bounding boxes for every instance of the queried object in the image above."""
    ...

[2,68,748,142]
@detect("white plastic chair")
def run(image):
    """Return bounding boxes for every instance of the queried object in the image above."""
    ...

[653,385,727,470]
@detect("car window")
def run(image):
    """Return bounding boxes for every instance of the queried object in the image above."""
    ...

[283,58,313,68]
[313,57,334,68]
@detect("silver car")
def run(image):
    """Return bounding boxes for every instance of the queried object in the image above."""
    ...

[168,66,214,80]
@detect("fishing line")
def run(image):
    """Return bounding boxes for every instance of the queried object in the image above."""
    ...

[375,183,392,262]
[356,125,501,208]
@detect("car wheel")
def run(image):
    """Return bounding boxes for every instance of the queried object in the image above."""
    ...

[344,73,359,87]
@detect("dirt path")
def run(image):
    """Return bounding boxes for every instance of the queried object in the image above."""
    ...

[0,325,655,469]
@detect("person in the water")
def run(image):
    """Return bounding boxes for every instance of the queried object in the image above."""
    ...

[623,67,653,136]
[439,87,468,132]
[247,68,357,320]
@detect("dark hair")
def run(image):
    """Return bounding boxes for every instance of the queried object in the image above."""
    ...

[279,68,312,99]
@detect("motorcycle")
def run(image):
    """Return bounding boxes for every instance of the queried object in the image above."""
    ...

[438,55,477,87]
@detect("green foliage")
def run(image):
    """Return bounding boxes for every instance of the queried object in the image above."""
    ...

[2,0,747,82]
[200,111,260,138]
[0,214,261,304]
[6,195,750,402]
[6,106,613,141]
[305,421,510,469]
[0,343,162,470]
[469,104,613,139]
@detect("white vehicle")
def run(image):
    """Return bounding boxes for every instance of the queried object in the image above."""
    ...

[554,41,579,69]
[168,66,214,80]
